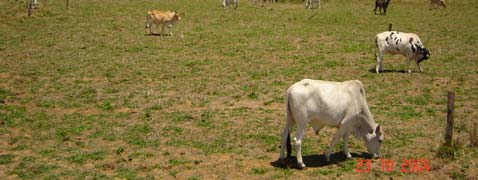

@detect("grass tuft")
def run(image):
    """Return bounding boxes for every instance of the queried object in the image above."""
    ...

[436,139,463,160]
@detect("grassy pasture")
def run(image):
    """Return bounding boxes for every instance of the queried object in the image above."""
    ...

[1,0,477,179]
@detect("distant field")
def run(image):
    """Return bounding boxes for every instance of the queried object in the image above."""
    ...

[1,0,477,179]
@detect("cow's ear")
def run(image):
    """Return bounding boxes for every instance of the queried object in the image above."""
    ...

[376,125,382,135]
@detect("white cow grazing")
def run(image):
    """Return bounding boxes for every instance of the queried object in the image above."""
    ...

[279,79,384,169]
[222,0,238,9]
[306,0,320,9]
[375,31,431,73]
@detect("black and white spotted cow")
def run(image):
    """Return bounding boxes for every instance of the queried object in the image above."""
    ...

[375,31,431,73]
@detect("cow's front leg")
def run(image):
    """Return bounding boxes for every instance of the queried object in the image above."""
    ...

[326,130,343,161]
[168,25,173,36]
[406,57,412,73]
[343,135,352,159]
[161,26,165,37]
[146,25,152,35]
[222,0,227,7]
[416,62,424,72]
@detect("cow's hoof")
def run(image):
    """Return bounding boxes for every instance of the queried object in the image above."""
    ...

[373,154,380,159]
[297,163,306,170]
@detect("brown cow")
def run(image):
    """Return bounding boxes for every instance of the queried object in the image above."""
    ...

[145,10,181,36]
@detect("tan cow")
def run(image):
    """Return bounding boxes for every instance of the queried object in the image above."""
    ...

[430,0,446,9]
[145,10,181,36]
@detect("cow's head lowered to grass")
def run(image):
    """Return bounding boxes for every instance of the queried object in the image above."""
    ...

[417,47,431,64]
[280,79,385,169]
[364,124,384,158]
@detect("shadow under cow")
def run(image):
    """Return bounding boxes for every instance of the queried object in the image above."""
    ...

[145,33,172,37]
[270,152,371,170]
[368,68,407,73]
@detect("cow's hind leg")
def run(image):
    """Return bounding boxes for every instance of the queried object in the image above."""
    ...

[416,61,424,72]
[376,48,384,73]
[293,124,306,169]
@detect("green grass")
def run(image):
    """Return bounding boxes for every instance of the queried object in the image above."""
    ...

[0,154,15,165]
[1,0,477,179]
[115,167,138,180]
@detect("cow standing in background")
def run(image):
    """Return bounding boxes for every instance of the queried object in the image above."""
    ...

[305,0,320,9]
[222,0,238,9]
[430,0,446,9]
[375,31,431,73]
[29,0,39,9]
[145,10,181,36]
[374,0,391,15]
[279,79,384,169]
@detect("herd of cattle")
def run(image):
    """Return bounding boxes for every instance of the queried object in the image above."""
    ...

[30,0,446,169]
[145,0,441,169]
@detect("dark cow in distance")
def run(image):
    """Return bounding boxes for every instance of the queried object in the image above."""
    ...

[374,0,391,15]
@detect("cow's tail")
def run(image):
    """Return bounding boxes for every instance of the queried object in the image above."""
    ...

[145,12,151,29]
[374,36,379,60]
[145,14,149,29]
[286,99,292,159]
[281,91,293,159]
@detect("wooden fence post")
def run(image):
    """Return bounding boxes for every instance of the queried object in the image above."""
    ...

[445,91,455,145]
[471,122,477,147]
